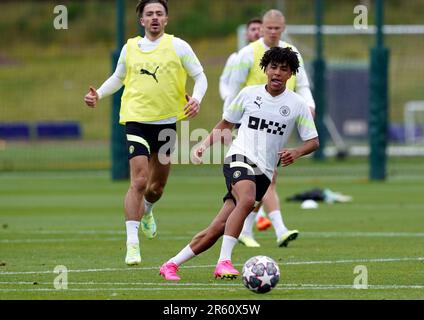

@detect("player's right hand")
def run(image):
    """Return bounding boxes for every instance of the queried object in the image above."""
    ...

[183,93,201,119]
[84,86,99,108]
[191,145,206,165]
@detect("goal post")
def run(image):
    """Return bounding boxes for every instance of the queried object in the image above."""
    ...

[368,0,389,181]
[111,0,129,180]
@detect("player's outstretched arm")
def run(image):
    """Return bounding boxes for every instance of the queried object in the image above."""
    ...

[192,119,234,164]
[84,86,99,108]
[279,137,319,167]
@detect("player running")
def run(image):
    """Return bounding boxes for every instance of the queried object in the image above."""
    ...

[229,9,316,248]
[159,47,319,281]
[84,0,207,266]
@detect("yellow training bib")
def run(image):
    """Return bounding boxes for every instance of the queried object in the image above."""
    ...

[120,34,187,124]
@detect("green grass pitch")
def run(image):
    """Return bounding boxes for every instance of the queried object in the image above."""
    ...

[1,158,424,300]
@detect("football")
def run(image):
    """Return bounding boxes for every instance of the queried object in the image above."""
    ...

[242,255,280,294]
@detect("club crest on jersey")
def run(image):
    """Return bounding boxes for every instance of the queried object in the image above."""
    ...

[129,145,135,154]
[248,116,287,136]
[233,170,241,179]
[279,106,290,117]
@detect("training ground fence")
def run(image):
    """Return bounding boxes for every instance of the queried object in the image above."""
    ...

[1,1,423,172]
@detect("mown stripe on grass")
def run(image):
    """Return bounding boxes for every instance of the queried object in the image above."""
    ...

[2,231,424,243]
[1,284,424,293]
[1,257,423,275]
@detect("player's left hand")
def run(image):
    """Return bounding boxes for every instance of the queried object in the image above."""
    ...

[278,149,300,167]
[184,94,200,118]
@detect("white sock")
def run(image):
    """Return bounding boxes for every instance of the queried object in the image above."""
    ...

[268,210,288,239]
[169,245,196,266]
[240,211,256,238]
[255,206,266,222]
[218,235,238,262]
[144,199,154,216]
[126,220,140,244]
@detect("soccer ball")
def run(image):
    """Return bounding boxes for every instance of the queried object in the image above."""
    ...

[242,255,280,294]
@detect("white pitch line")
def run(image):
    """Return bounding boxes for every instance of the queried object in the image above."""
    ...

[304,232,424,238]
[1,284,424,293]
[0,257,423,276]
[0,288,238,292]
[0,281,240,286]
[14,230,127,235]
[283,257,424,265]
[3,231,424,244]
[0,236,196,244]
[0,238,124,244]
[1,282,423,290]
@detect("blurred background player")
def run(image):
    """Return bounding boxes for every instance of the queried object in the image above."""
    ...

[225,9,316,248]
[84,0,207,265]
[159,47,319,281]
[219,17,262,101]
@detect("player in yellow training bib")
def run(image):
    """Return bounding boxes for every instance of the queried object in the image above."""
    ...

[84,0,208,266]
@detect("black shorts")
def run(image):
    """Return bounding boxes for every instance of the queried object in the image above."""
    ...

[125,122,177,159]
[222,154,271,205]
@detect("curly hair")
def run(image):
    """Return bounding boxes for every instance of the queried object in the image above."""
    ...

[136,0,168,18]
[259,47,300,74]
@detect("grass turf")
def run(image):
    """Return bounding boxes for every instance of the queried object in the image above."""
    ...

[0,158,424,300]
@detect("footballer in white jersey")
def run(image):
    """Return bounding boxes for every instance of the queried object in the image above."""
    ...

[193,46,319,206]
[158,47,319,282]
[223,84,317,181]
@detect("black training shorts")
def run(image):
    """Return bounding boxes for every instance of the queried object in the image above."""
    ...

[222,154,271,205]
[125,122,177,159]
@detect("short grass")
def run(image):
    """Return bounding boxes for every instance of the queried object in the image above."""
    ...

[1,157,423,300]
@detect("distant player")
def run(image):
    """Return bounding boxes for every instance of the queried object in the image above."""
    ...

[219,17,262,101]
[226,9,316,248]
[159,47,319,281]
[84,0,207,265]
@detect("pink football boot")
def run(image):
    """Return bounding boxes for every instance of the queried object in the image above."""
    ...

[214,260,240,279]
[159,262,181,281]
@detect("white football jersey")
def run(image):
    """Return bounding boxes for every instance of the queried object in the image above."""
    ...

[223,85,318,180]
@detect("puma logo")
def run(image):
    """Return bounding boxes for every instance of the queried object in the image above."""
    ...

[254,96,263,108]
[140,66,159,83]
